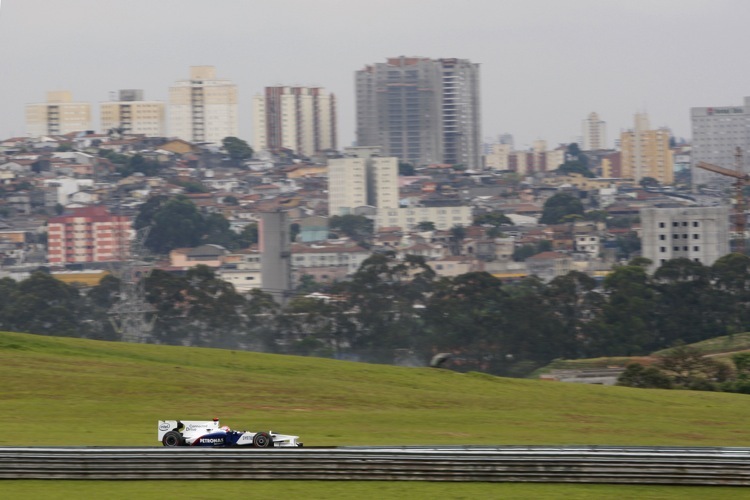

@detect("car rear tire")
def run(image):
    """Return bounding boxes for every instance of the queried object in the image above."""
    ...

[162,431,184,447]
[252,432,272,448]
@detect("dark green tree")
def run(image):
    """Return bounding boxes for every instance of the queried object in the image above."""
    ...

[653,258,722,345]
[333,252,435,362]
[0,272,86,338]
[118,154,160,177]
[416,221,436,231]
[540,193,584,224]
[422,272,511,373]
[615,231,641,260]
[237,223,259,248]
[202,213,240,249]
[146,266,248,348]
[222,137,254,161]
[616,364,673,389]
[546,271,603,359]
[329,215,374,243]
[557,161,595,178]
[398,162,416,176]
[474,211,512,227]
[587,262,659,356]
[144,197,207,253]
[584,210,608,223]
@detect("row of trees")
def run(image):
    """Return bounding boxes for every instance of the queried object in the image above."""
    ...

[4,253,750,378]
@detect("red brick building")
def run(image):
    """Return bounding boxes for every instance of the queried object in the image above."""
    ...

[47,206,133,265]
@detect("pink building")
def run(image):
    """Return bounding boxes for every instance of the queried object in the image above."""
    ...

[47,206,132,265]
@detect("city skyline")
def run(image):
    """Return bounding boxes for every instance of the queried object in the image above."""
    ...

[2,1,750,150]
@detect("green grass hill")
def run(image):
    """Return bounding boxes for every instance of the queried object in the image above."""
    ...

[537,332,750,375]
[3,329,750,448]
[4,330,750,499]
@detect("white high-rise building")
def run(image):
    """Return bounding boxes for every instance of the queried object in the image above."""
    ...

[582,112,607,151]
[100,90,165,136]
[328,157,369,216]
[168,66,238,144]
[691,97,750,188]
[328,147,471,230]
[26,91,91,137]
[328,147,399,216]
[252,86,336,157]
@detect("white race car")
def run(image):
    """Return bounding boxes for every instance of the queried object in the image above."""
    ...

[158,419,302,448]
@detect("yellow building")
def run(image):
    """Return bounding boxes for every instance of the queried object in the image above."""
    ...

[168,66,238,144]
[52,270,110,287]
[26,91,91,137]
[100,90,165,136]
[620,113,674,184]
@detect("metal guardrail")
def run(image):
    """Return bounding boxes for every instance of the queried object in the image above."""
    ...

[1,446,750,485]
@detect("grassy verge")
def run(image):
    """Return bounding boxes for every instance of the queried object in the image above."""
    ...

[3,330,750,497]
[3,481,748,499]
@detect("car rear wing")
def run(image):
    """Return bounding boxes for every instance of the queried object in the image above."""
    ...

[158,420,220,442]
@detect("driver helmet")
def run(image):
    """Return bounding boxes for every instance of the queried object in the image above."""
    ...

[220,425,231,432]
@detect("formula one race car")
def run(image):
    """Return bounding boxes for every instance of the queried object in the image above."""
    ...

[158,419,302,448]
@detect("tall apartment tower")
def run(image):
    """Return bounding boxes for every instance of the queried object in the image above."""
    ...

[640,206,730,272]
[620,112,674,184]
[355,57,481,168]
[168,66,238,144]
[582,112,607,150]
[252,86,336,157]
[25,91,92,137]
[100,90,165,136]
[328,148,399,216]
[690,97,750,188]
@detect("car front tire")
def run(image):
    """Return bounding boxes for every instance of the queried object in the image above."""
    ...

[252,432,272,448]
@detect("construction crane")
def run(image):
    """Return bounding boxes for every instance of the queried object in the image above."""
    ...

[696,147,748,254]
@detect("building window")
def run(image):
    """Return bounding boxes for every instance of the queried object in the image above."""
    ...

[673,246,679,251]
[659,235,666,240]
[660,247,666,252]
[659,222,665,228]
[673,222,679,227]
[693,234,699,239]
[693,246,699,251]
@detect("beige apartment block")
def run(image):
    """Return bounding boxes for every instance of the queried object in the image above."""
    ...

[375,206,472,231]
[582,112,607,151]
[26,91,91,137]
[169,66,238,144]
[484,143,512,170]
[620,112,674,184]
[252,86,336,157]
[327,157,368,216]
[100,90,165,136]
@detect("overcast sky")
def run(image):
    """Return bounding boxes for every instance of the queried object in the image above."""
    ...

[2,0,750,149]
